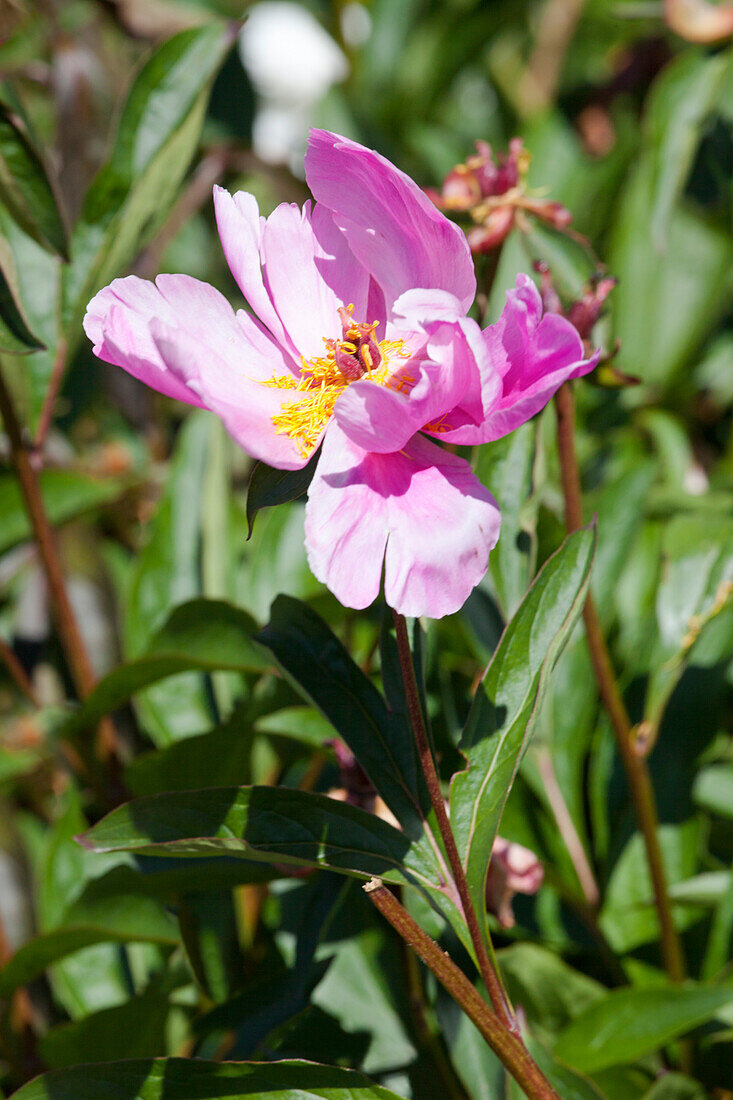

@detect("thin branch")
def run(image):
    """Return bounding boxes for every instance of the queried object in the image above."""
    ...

[392,610,517,1031]
[0,367,118,770]
[536,746,599,908]
[33,337,68,453]
[365,880,560,1100]
[553,382,686,982]
[0,636,38,706]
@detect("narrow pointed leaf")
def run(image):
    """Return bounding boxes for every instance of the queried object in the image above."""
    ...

[246,451,319,538]
[61,599,268,739]
[10,1057,409,1099]
[449,526,595,936]
[0,97,69,258]
[553,983,733,1073]
[257,596,430,833]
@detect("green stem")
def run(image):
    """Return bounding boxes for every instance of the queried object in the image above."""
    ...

[392,610,516,1030]
[366,880,560,1100]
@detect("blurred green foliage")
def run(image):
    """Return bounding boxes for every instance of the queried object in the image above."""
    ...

[0,2,731,1098]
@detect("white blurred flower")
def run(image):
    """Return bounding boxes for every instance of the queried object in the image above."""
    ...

[239,2,348,167]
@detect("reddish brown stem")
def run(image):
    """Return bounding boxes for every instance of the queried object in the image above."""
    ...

[0,636,38,706]
[554,382,686,982]
[0,368,117,766]
[392,610,516,1030]
[33,337,67,453]
[366,880,560,1100]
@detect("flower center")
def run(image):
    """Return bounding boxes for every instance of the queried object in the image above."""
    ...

[262,305,412,458]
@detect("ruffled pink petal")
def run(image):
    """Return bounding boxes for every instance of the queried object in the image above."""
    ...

[84,274,250,408]
[440,274,598,444]
[149,317,310,470]
[305,425,500,618]
[332,321,475,454]
[213,186,297,357]
[305,129,476,315]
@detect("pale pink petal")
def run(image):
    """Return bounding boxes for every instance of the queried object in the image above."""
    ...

[149,318,310,470]
[305,425,500,618]
[305,129,476,314]
[260,201,367,362]
[84,274,246,408]
[332,321,475,454]
[304,427,389,611]
[213,186,297,356]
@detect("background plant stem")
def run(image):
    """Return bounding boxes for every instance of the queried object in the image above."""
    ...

[365,880,560,1100]
[553,381,686,982]
[0,366,119,773]
[392,609,516,1029]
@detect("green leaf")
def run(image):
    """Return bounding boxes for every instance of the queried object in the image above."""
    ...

[0,204,61,428]
[600,820,703,952]
[694,764,733,819]
[0,876,178,996]
[641,1075,707,1100]
[10,1058,409,1099]
[609,157,732,386]
[77,785,416,884]
[61,599,268,741]
[256,596,430,834]
[125,714,254,796]
[645,48,732,250]
[0,234,45,352]
[553,984,733,1073]
[246,450,319,539]
[124,413,216,745]
[449,526,595,945]
[0,469,130,554]
[62,23,235,345]
[38,983,172,1069]
[0,96,68,258]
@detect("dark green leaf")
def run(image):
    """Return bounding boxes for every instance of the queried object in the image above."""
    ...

[10,1058,409,1099]
[449,526,595,948]
[553,984,733,1073]
[125,714,254,797]
[0,97,68,258]
[61,599,268,741]
[38,984,172,1068]
[77,785,416,884]
[0,231,45,353]
[246,450,319,539]
[256,596,429,834]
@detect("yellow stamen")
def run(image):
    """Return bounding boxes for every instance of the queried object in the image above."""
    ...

[262,327,412,458]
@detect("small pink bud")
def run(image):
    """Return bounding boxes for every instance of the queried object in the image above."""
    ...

[485,837,544,929]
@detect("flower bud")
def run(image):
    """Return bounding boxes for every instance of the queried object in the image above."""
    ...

[485,837,544,929]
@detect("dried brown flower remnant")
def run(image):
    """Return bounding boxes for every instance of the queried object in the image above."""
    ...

[428,139,572,253]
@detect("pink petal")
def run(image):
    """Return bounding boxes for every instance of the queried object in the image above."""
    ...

[213,186,297,357]
[332,321,475,454]
[305,425,500,618]
[84,274,246,408]
[305,129,476,315]
[441,274,598,444]
[148,317,311,470]
[260,201,370,362]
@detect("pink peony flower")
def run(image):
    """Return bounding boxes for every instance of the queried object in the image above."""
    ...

[84,129,597,619]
